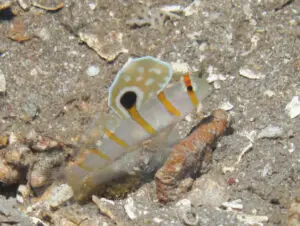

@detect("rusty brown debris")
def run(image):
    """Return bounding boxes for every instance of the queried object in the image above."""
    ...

[155,109,230,203]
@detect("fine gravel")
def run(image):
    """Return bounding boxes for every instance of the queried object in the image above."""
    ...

[0,0,299,225]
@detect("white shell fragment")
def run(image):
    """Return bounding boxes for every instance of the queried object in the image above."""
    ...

[206,65,227,89]
[284,142,296,153]
[285,96,300,119]
[221,199,243,210]
[237,213,268,225]
[257,125,283,139]
[124,197,138,220]
[17,0,30,11]
[160,5,184,19]
[86,64,100,77]
[218,101,234,111]
[207,65,227,83]
[42,184,74,208]
[0,70,6,93]
[184,0,201,16]
[239,67,265,79]
[79,31,128,62]
[263,89,275,97]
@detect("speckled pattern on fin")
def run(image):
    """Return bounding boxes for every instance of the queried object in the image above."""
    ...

[108,56,173,118]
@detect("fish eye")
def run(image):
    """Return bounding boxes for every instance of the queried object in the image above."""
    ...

[120,91,137,109]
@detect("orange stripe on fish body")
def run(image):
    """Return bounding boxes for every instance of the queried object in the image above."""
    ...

[183,73,199,107]
[157,91,181,117]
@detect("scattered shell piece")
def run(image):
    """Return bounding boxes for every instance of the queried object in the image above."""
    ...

[32,184,73,209]
[124,197,138,220]
[16,184,31,205]
[31,0,64,11]
[160,5,184,19]
[9,132,18,144]
[171,61,191,77]
[222,166,235,173]
[8,18,32,42]
[218,101,234,111]
[21,101,40,121]
[288,190,300,226]
[213,80,222,89]
[17,0,30,11]
[88,1,97,10]
[58,218,77,226]
[0,70,6,93]
[263,89,275,97]
[30,216,49,226]
[236,213,268,225]
[239,130,257,143]
[184,0,201,16]
[286,142,295,153]
[206,65,227,89]
[257,125,283,139]
[176,199,199,226]
[221,199,243,211]
[86,64,100,77]
[261,163,272,177]
[236,143,253,165]
[79,30,128,62]
[92,195,122,224]
[188,175,229,207]
[153,217,163,223]
[176,199,192,208]
[31,136,59,152]
[285,96,300,119]
[35,27,51,41]
[239,67,265,79]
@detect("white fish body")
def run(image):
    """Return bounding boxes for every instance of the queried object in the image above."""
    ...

[65,56,212,200]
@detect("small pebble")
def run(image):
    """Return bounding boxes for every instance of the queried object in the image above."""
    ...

[29,169,48,188]
[285,96,300,119]
[0,159,20,184]
[22,102,39,121]
[86,65,100,77]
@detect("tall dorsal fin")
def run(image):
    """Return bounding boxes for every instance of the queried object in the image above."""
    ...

[108,56,173,118]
